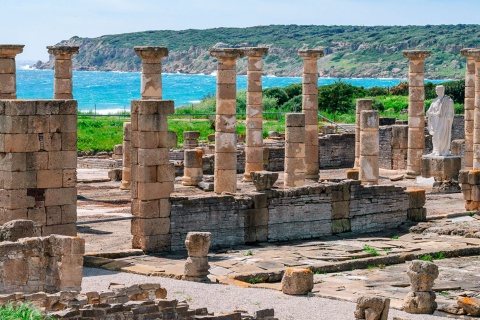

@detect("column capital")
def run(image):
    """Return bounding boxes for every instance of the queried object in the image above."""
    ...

[209,48,245,59]
[0,45,24,58]
[134,46,168,61]
[242,47,269,57]
[298,49,324,59]
[47,46,79,58]
[460,48,478,57]
[466,48,480,61]
[402,50,430,60]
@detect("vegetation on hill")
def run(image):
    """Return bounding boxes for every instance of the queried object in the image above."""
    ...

[37,24,480,79]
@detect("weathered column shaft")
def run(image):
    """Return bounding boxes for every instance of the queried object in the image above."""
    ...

[473,53,480,169]
[210,49,244,194]
[0,45,24,99]
[461,49,476,170]
[134,46,168,100]
[354,99,373,168]
[182,147,203,186]
[284,113,306,188]
[47,46,79,99]
[403,50,430,177]
[131,100,175,252]
[298,49,324,180]
[244,47,268,182]
[120,122,131,190]
[359,110,379,184]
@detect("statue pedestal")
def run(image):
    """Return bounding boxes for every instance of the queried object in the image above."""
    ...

[421,155,461,193]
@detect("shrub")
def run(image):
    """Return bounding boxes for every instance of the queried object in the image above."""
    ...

[263,87,289,105]
[365,86,389,96]
[0,302,52,320]
[318,81,365,114]
[390,82,409,96]
[282,95,302,112]
[283,83,303,99]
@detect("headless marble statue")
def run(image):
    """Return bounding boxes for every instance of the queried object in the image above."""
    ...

[426,85,454,156]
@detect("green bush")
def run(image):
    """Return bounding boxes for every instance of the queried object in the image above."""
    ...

[283,83,303,99]
[318,81,365,114]
[282,95,302,112]
[365,86,389,96]
[0,302,52,320]
[263,87,289,105]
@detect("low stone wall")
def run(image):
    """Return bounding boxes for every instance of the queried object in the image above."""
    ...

[0,283,277,320]
[0,233,84,294]
[319,133,355,168]
[77,157,122,169]
[168,180,413,251]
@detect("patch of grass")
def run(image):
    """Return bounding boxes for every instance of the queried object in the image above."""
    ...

[469,211,476,217]
[391,235,399,240]
[382,248,391,252]
[243,250,253,256]
[367,265,376,270]
[378,264,386,269]
[419,251,445,262]
[248,276,264,284]
[432,251,445,260]
[363,245,380,256]
[0,302,52,320]
[438,291,450,297]
[419,254,434,262]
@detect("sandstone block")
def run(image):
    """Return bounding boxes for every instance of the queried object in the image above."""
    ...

[285,127,305,143]
[250,171,278,191]
[214,169,237,194]
[457,297,480,317]
[185,232,211,257]
[284,172,305,188]
[131,217,170,236]
[281,268,313,295]
[132,234,170,252]
[215,114,236,133]
[406,189,426,208]
[184,257,210,281]
[407,260,439,292]
[403,291,436,314]
[354,296,390,320]
[286,113,305,127]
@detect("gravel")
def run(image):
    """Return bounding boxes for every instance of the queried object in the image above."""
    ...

[83,267,451,320]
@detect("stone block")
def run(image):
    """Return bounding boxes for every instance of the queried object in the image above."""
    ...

[407,208,427,222]
[285,113,305,127]
[468,170,480,185]
[332,201,350,219]
[331,219,351,234]
[108,168,122,181]
[214,169,237,194]
[215,132,237,152]
[132,234,171,252]
[354,296,390,320]
[285,142,305,158]
[281,268,313,295]
[137,182,173,200]
[346,169,359,180]
[284,172,305,188]
[250,171,279,191]
[0,220,34,241]
[406,189,426,208]
[421,155,461,181]
[403,291,436,314]
[131,217,170,236]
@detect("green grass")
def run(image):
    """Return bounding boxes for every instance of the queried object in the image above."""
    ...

[248,276,264,284]
[363,245,380,256]
[0,302,52,320]
[418,251,445,262]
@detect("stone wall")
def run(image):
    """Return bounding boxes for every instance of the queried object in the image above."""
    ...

[0,100,78,236]
[168,180,413,251]
[77,157,122,169]
[0,233,84,294]
[379,126,393,169]
[319,133,355,168]
[0,283,276,320]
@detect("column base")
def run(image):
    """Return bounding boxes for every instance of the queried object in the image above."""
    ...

[120,181,131,190]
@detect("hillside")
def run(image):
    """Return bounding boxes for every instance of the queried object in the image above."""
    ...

[35,24,480,79]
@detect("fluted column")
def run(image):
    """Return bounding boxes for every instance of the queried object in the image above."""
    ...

[298,49,324,180]
[0,45,24,99]
[47,46,79,99]
[210,48,244,194]
[359,110,379,185]
[354,99,372,168]
[403,50,431,178]
[243,47,268,182]
[134,46,168,99]
[461,48,477,170]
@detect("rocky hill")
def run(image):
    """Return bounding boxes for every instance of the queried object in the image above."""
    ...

[35,24,480,79]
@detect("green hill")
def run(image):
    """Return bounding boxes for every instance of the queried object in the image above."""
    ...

[36,24,480,79]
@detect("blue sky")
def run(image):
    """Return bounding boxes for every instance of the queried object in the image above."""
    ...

[2,0,479,60]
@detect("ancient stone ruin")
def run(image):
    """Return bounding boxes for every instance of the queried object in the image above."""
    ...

[402,260,439,314]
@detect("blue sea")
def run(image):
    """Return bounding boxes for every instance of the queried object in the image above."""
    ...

[16,69,446,113]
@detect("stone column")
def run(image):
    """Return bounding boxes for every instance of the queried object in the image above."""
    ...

[243,47,268,182]
[120,122,131,190]
[0,45,24,99]
[182,147,203,186]
[47,46,79,99]
[0,100,78,236]
[461,49,476,170]
[403,260,439,314]
[134,46,168,99]
[131,100,175,252]
[359,110,379,185]
[298,49,324,180]
[354,99,372,168]
[284,113,306,188]
[469,49,480,169]
[183,131,200,149]
[209,48,244,194]
[403,50,430,178]
[183,232,211,282]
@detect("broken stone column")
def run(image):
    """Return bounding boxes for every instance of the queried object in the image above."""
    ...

[461,48,476,170]
[284,113,306,188]
[209,48,244,194]
[131,100,175,252]
[183,131,200,149]
[120,122,132,190]
[0,45,24,99]
[184,232,211,282]
[250,171,278,191]
[403,50,431,178]
[354,296,390,320]
[354,99,372,169]
[47,46,79,99]
[281,267,313,295]
[298,49,324,180]
[243,47,268,182]
[403,260,439,314]
[359,110,379,185]
[134,46,168,99]
[0,100,78,236]
[182,147,203,186]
